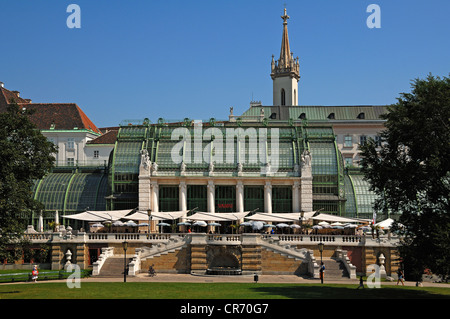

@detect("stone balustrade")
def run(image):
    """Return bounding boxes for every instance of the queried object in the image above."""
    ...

[23,231,399,248]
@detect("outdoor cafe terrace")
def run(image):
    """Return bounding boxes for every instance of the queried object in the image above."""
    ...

[24,209,398,246]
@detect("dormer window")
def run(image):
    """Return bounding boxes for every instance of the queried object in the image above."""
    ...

[299,113,306,120]
[269,113,277,119]
[328,113,335,120]
[357,112,365,119]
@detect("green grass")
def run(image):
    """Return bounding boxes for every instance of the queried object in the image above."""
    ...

[0,282,449,299]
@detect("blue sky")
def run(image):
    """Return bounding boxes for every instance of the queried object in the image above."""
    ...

[1,0,449,128]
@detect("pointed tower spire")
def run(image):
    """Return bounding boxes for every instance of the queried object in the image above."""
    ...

[271,8,300,106]
[279,8,291,69]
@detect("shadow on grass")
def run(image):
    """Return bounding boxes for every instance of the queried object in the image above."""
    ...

[250,285,450,299]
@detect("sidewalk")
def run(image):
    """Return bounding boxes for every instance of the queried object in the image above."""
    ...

[72,273,448,288]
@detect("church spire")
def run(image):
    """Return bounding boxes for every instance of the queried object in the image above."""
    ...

[271,8,300,106]
[279,8,291,69]
[271,7,299,81]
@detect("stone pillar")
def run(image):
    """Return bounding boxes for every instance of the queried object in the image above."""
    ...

[292,181,300,213]
[236,181,244,213]
[300,177,313,212]
[138,176,151,211]
[264,181,272,214]
[138,149,152,211]
[51,245,62,270]
[207,180,215,213]
[300,150,313,212]
[151,181,159,213]
[179,181,187,220]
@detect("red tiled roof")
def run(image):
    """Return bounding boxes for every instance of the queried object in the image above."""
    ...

[87,129,118,144]
[0,86,102,134]
[0,86,31,106]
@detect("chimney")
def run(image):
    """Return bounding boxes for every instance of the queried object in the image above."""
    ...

[12,90,20,98]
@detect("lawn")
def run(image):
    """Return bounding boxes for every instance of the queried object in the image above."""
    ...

[0,282,449,299]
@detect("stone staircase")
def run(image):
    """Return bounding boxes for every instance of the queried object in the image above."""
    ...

[259,236,354,279]
[321,258,349,279]
[139,236,189,260]
[96,256,132,277]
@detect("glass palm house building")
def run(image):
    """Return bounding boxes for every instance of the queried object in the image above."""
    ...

[28,9,386,231]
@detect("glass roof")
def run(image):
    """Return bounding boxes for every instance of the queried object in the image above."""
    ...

[33,172,108,212]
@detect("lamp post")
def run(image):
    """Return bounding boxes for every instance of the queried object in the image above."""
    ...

[122,241,128,282]
[318,242,324,284]
[318,242,324,263]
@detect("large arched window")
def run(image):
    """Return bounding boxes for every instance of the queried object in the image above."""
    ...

[294,89,296,105]
[281,88,286,106]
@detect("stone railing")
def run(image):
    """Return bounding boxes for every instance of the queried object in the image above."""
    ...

[128,249,143,276]
[24,232,399,248]
[206,234,241,245]
[92,247,114,276]
[262,234,362,246]
[335,248,357,279]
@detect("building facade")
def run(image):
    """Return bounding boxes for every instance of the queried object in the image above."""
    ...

[1,8,393,231]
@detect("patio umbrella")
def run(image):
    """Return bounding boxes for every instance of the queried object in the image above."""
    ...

[290,224,301,229]
[138,223,149,226]
[263,224,275,228]
[240,222,253,227]
[157,222,171,227]
[112,221,124,227]
[251,221,264,230]
[312,225,323,229]
[318,221,330,226]
[344,224,358,228]
[207,222,221,226]
[276,223,290,228]
[193,221,207,227]
[91,223,104,227]
[125,221,138,227]
[177,222,191,226]
[332,226,344,229]
[331,222,344,227]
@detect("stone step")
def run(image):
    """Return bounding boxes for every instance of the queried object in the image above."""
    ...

[97,257,132,277]
[320,258,349,278]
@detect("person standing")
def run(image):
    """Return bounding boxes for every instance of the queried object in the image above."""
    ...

[357,275,364,289]
[32,265,38,283]
[396,268,405,286]
[319,262,325,284]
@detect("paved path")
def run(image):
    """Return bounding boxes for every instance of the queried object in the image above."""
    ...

[49,273,448,288]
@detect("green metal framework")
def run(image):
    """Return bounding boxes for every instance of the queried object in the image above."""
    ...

[110,124,150,209]
[272,186,292,213]
[348,173,377,220]
[159,186,179,212]
[187,185,207,212]
[244,186,264,212]
[306,127,345,215]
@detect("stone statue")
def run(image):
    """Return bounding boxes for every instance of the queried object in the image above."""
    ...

[140,149,150,171]
[301,150,311,167]
[151,161,158,175]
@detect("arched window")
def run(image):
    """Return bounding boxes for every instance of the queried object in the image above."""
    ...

[281,89,286,106]
[294,89,297,105]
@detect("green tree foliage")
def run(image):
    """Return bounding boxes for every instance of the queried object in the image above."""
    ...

[0,102,56,262]
[360,74,450,282]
